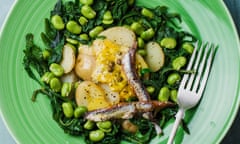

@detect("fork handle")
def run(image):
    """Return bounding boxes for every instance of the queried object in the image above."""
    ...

[167,108,185,144]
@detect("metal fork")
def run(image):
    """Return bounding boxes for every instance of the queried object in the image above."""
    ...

[167,42,217,144]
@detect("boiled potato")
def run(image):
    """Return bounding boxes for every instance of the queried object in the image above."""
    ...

[61,71,78,83]
[100,83,120,105]
[75,54,96,81]
[145,42,165,72]
[75,81,110,111]
[99,26,136,49]
[78,44,95,56]
[60,44,76,74]
[135,53,149,79]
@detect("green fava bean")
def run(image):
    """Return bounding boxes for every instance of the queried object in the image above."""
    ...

[80,0,94,5]
[137,49,147,56]
[146,86,155,94]
[130,22,144,35]
[160,37,177,49]
[140,28,155,41]
[97,121,112,129]
[172,56,187,70]
[50,63,64,77]
[170,89,178,103]
[103,11,113,20]
[89,130,105,142]
[167,73,181,85]
[51,15,65,30]
[62,102,74,118]
[182,42,194,54]
[137,37,145,49]
[74,106,88,118]
[158,87,170,102]
[81,5,96,19]
[102,19,114,25]
[141,8,154,19]
[61,82,72,97]
[84,120,95,130]
[66,21,82,34]
[41,72,55,84]
[78,16,88,26]
[42,49,50,60]
[89,26,104,38]
[50,77,62,92]
[79,33,89,41]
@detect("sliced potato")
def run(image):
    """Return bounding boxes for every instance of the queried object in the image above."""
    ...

[99,26,136,48]
[60,44,76,74]
[145,42,165,72]
[75,54,96,81]
[78,44,95,56]
[100,83,120,105]
[60,71,79,83]
[75,81,110,111]
[135,53,149,79]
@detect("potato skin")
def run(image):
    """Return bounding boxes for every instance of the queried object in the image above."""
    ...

[60,44,76,74]
[75,54,96,81]
[145,42,165,72]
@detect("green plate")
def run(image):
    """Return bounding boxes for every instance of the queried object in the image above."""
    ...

[0,0,239,143]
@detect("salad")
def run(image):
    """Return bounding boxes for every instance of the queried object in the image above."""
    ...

[23,0,196,143]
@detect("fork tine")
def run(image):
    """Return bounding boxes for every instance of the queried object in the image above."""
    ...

[192,43,211,92]
[197,44,216,95]
[185,42,205,90]
[179,41,199,90]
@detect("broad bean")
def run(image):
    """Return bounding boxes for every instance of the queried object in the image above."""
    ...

[81,5,96,19]
[66,38,79,45]
[62,102,74,118]
[49,63,64,77]
[42,49,50,60]
[170,89,178,103]
[130,22,144,35]
[61,82,72,97]
[84,120,95,130]
[158,87,170,102]
[160,37,177,49]
[137,37,145,49]
[50,77,62,92]
[167,73,181,85]
[137,49,147,56]
[89,26,104,38]
[141,8,154,19]
[41,72,55,84]
[79,33,89,41]
[89,130,105,142]
[146,86,155,94]
[66,21,82,34]
[182,42,194,54]
[97,121,112,129]
[140,28,155,40]
[80,0,94,5]
[51,15,65,30]
[172,56,187,70]
[78,16,88,26]
[74,106,88,118]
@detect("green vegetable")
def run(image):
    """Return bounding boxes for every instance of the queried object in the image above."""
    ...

[84,120,95,130]
[80,0,94,5]
[182,42,194,54]
[49,63,64,77]
[89,130,105,142]
[62,102,74,118]
[41,72,55,84]
[146,86,155,94]
[137,37,145,49]
[89,26,104,38]
[42,49,51,60]
[51,15,65,30]
[81,5,96,19]
[74,106,88,118]
[140,28,155,40]
[141,8,154,19]
[167,73,181,85]
[66,20,82,34]
[170,89,178,103]
[172,56,187,70]
[158,87,170,102]
[61,82,72,97]
[78,16,88,26]
[50,77,62,92]
[160,37,177,49]
[137,49,147,56]
[130,22,144,35]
